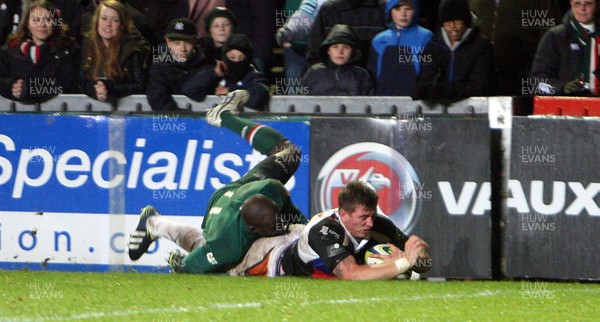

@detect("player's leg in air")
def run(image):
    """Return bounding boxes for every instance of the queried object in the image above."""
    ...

[128,90,304,266]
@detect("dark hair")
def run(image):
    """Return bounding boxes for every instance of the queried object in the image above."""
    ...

[7,0,74,48]
[241,195,282,237]
[338,180,379,213]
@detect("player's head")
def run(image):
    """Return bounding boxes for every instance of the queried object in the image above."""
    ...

[338,180,379,239]
[241,194,287,237]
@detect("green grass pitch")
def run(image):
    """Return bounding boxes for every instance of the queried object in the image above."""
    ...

[1,270,599,321]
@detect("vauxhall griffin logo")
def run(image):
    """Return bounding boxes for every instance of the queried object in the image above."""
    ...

[315,143,422,234]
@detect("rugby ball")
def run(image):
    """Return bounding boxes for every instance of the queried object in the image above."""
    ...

[364,244,418,280]
[364,244,393,265]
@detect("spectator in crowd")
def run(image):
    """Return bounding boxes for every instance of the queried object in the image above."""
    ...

[301,24,374,95]
[368,0,432,96]
[126,0,178,46]
[226,0,277,75]
[276,0,327,80]
[181,33,269,110]
[198,6,236,63]
[531,0,600,96]
[469,0,561,96]
[80,0,149,103]
[412,0,494,99]
[306,0,387,69]
[228,180,432,280]
[129,90,308,274]
[81,0,155,48]
[0,0,79,103]
[49,0,95,43]
[178,0,225,38]
[0,0,23,46]
[147,18,212,111]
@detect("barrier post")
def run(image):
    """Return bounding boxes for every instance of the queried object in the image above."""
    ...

[488,97,512,280]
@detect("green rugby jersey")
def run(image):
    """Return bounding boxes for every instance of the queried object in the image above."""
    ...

[182,179,305,273]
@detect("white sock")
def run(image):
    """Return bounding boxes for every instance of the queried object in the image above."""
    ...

[147,216,205,252]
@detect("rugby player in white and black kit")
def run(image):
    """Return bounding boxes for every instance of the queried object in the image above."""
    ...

[230,180,431,280]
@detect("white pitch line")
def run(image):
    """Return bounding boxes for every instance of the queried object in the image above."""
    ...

[4,287,600,321]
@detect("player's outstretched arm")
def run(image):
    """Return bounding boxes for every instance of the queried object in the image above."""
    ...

[332,249,412,281]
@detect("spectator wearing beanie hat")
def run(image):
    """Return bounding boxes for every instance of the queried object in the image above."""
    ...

[182,33,270,110]
[180,0,225,38]
[147,18,213,111]
[226,0,278,74]
[411,0,494,99]
[198,7,237,62]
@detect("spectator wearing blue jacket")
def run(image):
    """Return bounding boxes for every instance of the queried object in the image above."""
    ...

[367,0,432,96]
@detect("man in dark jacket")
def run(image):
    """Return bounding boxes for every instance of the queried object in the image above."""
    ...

[469,0,561,96]
[181,33,270,110]
[411,0,494,99]
[530,0,600,96]
[301,24,374,95]
[147,18,213,111]
[307,0,387,68]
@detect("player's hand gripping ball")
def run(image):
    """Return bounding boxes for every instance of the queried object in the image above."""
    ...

[365,244,415,280]
[364,244,394,265]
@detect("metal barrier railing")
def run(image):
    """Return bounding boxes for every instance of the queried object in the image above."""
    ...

[0,94,500,115]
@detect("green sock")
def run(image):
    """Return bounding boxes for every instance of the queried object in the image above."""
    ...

[221,112,286,155]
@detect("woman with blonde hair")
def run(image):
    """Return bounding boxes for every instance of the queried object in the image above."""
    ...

[0,0,78,103]
[80,0,149,102]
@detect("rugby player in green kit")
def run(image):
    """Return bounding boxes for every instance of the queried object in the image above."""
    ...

[127,90,308,273]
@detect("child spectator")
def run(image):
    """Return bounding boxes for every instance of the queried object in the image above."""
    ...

[147,18,213,111]
[181,33,269,110]
[368,0,432,96]
[0,0,79,103]
[411,0,494,99]
[80,0,150,103]
[301,24,373,95]
[198,7,236,63]
[180,0,225,38]
[307,0,387,69]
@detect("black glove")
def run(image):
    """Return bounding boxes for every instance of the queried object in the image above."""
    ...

[563,80,582,95]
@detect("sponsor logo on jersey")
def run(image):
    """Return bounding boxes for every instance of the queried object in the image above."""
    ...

[325,243,345,258]
[207,252,218,265]
[315,143,422,234]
